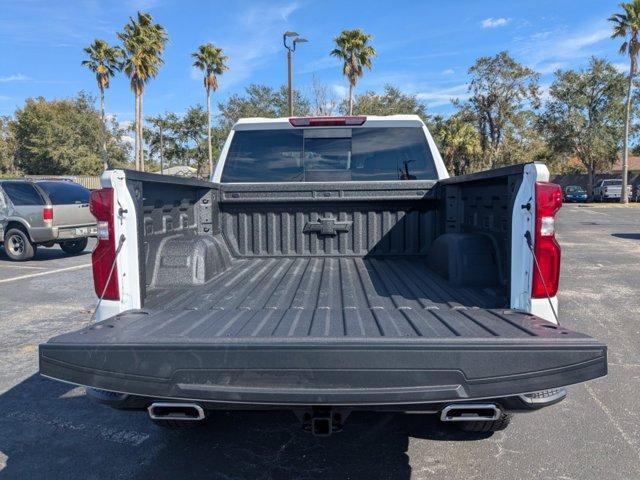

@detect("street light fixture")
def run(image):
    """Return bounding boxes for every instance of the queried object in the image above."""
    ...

[283,31,308,116]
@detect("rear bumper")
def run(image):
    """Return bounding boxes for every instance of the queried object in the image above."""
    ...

[601,191,624,199]
[30,224,97,243]
[55,225,98,240]
[40,339,607,406]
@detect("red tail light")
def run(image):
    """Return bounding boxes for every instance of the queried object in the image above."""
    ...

[532,182,562,298]
[89,188,119,301]
[43,206,53,221]
[289,116,367,127]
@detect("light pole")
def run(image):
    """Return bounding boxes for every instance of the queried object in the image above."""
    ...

[283,31,308,116]
[158,122,164,175]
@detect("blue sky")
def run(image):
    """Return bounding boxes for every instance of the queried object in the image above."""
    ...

[0,0,628,125]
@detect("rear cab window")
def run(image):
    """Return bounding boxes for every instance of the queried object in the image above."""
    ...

[36,182,90,205]
[220,126,438,182]
[1,182,44,206]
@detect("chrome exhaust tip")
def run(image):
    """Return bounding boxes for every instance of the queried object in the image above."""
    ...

[148,402,205,421]
[440,403,501,422]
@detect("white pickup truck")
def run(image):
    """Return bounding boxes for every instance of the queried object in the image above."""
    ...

[593,178,632,202]
[39,115,606,435]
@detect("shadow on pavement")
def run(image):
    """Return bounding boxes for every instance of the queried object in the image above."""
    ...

[611,233,640,241]
[0,247,90,263]
[0,375,492,479]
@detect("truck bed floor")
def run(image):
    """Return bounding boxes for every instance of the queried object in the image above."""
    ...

[142,256,509,339]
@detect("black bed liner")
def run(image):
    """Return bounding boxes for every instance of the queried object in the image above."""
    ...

[144,256,507,329]
[39,257,607,405]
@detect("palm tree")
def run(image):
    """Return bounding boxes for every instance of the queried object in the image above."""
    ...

[81,39,123,170]
[609,0,640,203]
[192,43,228,177]
[330,29,376,115]
[118,11,168,171]
[436,116,481,176]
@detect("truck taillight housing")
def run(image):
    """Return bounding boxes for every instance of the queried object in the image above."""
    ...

[532,182,562,298]
[43,206,53,221]
[89,188,119,301]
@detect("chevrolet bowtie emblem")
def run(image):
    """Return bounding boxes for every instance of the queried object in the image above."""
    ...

[303,218,352,236]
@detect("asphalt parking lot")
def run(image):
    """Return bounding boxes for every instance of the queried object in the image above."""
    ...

[0,204,639,480]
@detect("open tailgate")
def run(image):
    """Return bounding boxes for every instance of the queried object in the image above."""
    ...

[39,308,607,405]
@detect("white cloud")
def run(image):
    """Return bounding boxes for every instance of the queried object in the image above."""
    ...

[0,95,11,101]
[557,28,610,55]
[121,135,135,147]
[332,84,348,98]
[519,25,611,69]
[536,62,566,75]
[299,56,340,75]
[0,73,30,82]
[116,120,133,131]
[196,2,301,91]
[416,84,470,108]
[441,68,455,75]
[613,62,630,73]
[539,83,552,102]
[482,17,509,28]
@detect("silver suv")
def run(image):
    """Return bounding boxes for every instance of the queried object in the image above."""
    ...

[0,180,97,261]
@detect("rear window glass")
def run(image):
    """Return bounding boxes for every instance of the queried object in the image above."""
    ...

[37,182,90,204]
[603,179,622,186]
[221,127,438,182]
[1,182,44,206]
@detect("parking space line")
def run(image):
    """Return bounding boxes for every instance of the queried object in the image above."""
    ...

[0,264,91,284]
[0,264,49,270]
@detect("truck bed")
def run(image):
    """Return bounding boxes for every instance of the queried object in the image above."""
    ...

[143,256,507,337]
[40,255,606,406]
[39,168,607,407]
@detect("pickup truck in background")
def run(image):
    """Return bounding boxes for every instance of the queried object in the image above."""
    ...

[593,178,631,202]
[39,115,607,435]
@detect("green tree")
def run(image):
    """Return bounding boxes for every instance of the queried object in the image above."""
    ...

[330,29,377,115]
[609,0,640,203]
[81,39,124,171]
[175,106,210,176]
[465,51,540,168]
[192,43,228,177]
[541,58,626,197]
[145,112,180,173]
[144,106,218,177]
[433,114,482,176]
[0,116,16,174]
[218,84,311,132]
[346,85,428,123]
[499,110,551,167]
[10,92,130,175]
[118,11,168,171]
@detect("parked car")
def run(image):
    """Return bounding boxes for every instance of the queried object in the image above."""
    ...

[563,185,588,203]
[0,179,97,261]
[593,178,632,202]
[40,115,606,435]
